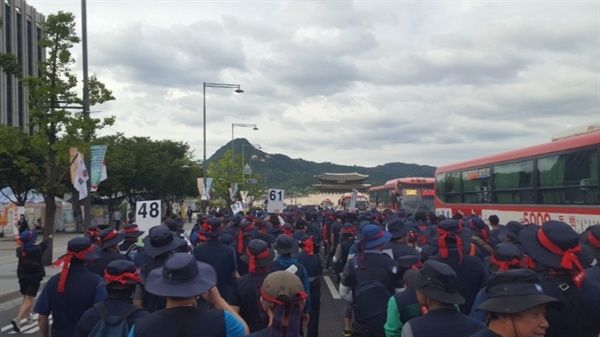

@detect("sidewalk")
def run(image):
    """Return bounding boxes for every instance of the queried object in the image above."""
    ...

[0,220,197,304]
[0,232,82,303]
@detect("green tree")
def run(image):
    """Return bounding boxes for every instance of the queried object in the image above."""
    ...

[0,125,45,205]
[94,136,199,219]
[207,149,263,207]
[23,12,114,265]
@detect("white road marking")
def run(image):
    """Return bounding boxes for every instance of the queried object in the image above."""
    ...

[324,275,341,300]
[2,314,52,334]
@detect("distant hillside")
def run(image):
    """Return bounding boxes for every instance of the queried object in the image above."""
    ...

[208,139,436,192]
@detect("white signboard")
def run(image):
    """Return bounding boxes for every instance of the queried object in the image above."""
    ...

[136,200,162,234]
[267,189,285,213]
[231,202,244,215]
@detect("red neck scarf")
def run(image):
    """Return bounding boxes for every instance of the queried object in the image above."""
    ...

[437,224,464,263]
[587,231,600,249]
[104,269,142,286]
[490,255,521,271]
[247,248,270,273]
[52,245,96,293]
[537,229,586,288]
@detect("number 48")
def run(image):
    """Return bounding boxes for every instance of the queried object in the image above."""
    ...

[138,202,160,218]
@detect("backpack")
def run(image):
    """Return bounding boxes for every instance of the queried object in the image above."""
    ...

[87,302,142,337]
[351,257,393,337]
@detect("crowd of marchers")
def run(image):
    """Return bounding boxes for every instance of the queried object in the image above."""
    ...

[10,206,600,337]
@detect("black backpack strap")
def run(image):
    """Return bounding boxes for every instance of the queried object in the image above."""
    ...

[93,302,111,319]
[117,305,143,323]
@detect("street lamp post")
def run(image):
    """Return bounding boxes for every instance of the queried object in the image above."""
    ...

[231,123,259,162]
[231,123,258,196]
[202,82,243,203]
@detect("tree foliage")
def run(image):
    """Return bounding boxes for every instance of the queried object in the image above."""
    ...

[94,135,200,218]
[207,149,263,207]
[19,12,115,264]
[0,125,45,205]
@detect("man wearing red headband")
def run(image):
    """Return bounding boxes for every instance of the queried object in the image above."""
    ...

[75,260,149,337]
[34,237,107,337]
[519,220,599,337]
[231,239,274,333]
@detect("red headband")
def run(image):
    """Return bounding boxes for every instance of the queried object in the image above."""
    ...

[237,224,255,254]
[52,244,96,293]
[301,236,314,256]
[104,270,142,286]
[470,220,490,244]
[437,226,463,263]
[247,248,271,273]
[537,229,586,288]
[102,230,118,244]
[490,255,521,271]
[587,231,600,250]
[122,227,139,234]
[261,288,307,306]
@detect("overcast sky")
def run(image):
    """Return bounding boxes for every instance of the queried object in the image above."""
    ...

[25,0,600,168]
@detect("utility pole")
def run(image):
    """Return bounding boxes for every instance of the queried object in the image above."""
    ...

[81,0,92,231]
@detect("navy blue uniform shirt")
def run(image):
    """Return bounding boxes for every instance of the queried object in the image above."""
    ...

[193,239,238,302]
[35,262,107,337]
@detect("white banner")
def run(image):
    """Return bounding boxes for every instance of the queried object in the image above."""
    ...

[72,152,90,200]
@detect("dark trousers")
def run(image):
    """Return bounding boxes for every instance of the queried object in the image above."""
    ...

[114,220,121,231]
[307,295,320,337]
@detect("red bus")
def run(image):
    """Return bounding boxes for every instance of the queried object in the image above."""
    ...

[368,177,435,213]
[434,129,600,233]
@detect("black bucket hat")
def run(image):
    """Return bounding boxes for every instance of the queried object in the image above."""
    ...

[145,253,217,297]
[99,228,127,250]
[428,219,472,256]
[477,269,562,314]
[519,220,593,270]
[386,218,411,240]
[142,226,184,257]
[274,234,298,255]
[405,260,465,305]
[484,242,524,272]
[501,221,523,242]
[121,224,144,238]
[202,217,223,237]
[241,239,274,271]
[104,260,142,289]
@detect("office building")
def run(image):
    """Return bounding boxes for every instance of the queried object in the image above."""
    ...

[0,0,45,133]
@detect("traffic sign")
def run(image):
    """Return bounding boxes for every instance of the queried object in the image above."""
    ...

[243,163,252,174]
[246,179,257,184]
